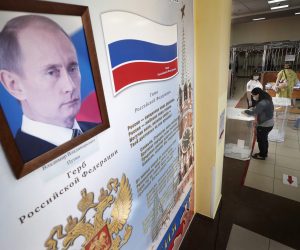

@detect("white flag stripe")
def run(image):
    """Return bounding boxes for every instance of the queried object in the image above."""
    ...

[101,11,177,45]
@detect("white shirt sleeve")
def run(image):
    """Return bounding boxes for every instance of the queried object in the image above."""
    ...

[246,80,252,91]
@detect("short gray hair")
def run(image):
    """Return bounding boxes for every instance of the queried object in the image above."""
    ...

[0,15,70,75]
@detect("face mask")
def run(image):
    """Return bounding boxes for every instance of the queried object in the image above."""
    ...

[253,76,259,80]
[252,95,258,101]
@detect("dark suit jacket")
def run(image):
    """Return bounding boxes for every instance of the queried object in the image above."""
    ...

[15,121,98,162]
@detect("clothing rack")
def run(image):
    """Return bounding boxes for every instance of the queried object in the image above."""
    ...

[230,41,300,77]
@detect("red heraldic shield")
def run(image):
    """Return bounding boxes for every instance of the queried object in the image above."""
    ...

[84,225,112,250]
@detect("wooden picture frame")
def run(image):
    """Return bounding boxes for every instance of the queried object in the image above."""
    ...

[0,1,109,179]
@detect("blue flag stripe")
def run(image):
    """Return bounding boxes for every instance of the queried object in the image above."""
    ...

[108,39,177,68]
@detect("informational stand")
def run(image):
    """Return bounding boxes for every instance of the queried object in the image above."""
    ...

[224,107,255,161]
[0,1,195,250]
[268,97,291,142]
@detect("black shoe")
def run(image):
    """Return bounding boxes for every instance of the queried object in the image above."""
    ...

[252,153,265,160]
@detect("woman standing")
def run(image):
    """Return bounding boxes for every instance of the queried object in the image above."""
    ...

[275,63,298,105]
[246,72,263,108]
[244,88,274,160]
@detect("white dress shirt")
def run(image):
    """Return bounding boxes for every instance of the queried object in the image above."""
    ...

[21,115,82,146]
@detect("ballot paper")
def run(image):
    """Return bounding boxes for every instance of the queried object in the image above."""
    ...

[237,139,245,149]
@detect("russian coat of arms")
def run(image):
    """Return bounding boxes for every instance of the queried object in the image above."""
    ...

[45,174,133,250]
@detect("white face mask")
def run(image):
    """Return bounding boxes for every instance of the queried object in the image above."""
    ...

[252,95,259,101]
[253,76,259,80]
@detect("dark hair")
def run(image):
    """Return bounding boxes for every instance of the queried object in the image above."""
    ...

[250,72,260,80]
[0,15,71,75]
[251,87,272,103]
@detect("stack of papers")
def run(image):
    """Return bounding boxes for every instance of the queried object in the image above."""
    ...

[265,82,274,90]
[224,143,251,160]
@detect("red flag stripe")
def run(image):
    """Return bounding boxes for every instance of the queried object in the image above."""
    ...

[112,59,178,93]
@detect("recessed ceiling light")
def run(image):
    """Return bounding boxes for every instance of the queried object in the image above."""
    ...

[270,4,289,10]
[295,12,300,15]
[268,0,287,3]
[253,17,266,21]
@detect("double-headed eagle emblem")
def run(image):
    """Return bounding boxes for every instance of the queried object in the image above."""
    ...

[45,174,133,250]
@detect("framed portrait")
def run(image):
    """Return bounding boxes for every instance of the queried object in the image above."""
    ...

[0,1,109,179]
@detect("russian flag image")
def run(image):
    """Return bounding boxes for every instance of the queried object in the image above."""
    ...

[101,12,178,95]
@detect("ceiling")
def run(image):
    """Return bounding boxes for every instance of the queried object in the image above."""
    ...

[232,0,300,24]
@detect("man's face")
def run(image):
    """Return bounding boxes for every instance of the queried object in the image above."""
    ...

[16,25,81,128]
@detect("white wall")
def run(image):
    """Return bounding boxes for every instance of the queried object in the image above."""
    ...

[231,15,300,45]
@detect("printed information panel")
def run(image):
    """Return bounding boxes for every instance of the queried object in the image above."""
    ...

[0,0,194,249]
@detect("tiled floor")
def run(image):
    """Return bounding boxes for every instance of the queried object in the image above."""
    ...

[226,225,295,250]
[179,78,300,250]
[228,77,300,203]
[180,157,300,250]
[244,119,300,202]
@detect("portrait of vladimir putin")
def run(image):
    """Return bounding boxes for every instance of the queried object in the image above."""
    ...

[0,15,100,162]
